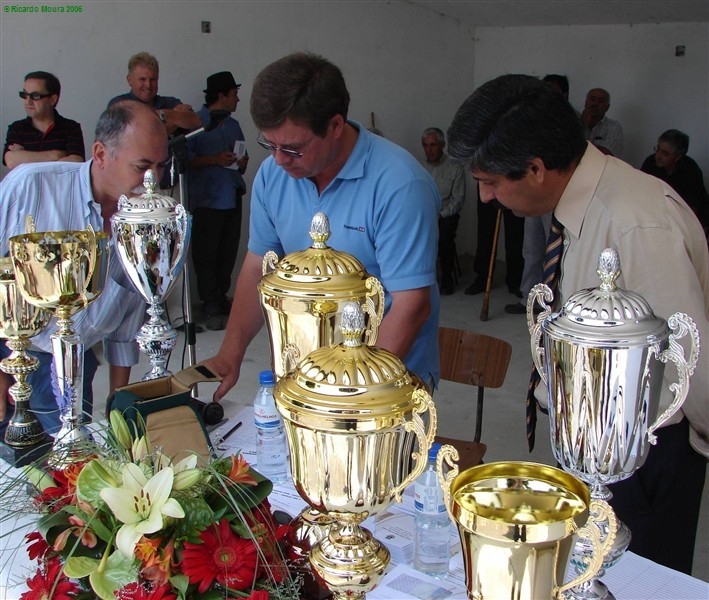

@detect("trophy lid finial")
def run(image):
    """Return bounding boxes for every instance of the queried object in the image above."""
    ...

[143,170,157,194]
[310,212,331,249]
[597,247,621,292]
[341,302,366,347]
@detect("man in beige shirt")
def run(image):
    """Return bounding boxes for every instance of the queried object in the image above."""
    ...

[447,74,708,575]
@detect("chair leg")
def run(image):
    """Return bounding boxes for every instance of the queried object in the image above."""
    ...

[474,387,484,443]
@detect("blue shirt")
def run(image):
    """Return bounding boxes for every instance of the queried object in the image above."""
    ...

[0,160,145,367]
[187,106,246,210]
[249,121,441,385]
[107,91,182,109]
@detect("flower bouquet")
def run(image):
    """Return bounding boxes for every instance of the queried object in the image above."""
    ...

[5,412,301,599]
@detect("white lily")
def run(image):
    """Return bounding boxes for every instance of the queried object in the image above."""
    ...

[100,463,185,558]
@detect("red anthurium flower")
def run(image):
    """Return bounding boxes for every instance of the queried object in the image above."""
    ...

[180,518,258,593]
[114,581,177,600]
[26,531,50,562]
[227,455,258,486]
[20,556,79,600]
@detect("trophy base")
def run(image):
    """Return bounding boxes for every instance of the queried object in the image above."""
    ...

[0,438,52,467]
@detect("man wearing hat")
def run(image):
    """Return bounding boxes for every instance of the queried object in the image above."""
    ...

[188,71,249,331]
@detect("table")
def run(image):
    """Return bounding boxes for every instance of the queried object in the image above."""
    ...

[2,405,708,599]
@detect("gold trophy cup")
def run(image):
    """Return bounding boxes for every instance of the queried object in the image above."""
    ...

[275,302,436,599]
[0,258,52,454]
[9,223,109,466]
[437,451,616,600]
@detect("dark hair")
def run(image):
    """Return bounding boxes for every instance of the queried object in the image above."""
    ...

[658,129,689,157]
[205,90,219,106]
[250,52,350,137]
[543,74,569,97]
[24,71,61,97]
[94,101,140,156]
[447,74,586,180]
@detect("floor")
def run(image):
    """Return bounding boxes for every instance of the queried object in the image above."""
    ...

[91,256,708,582]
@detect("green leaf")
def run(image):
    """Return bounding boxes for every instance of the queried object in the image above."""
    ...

[22,465,54,491]
[173,496,214,541]
[64,556,101,578]
[37,511,71,540]
[76,459,119,505]
[88,550,136,600]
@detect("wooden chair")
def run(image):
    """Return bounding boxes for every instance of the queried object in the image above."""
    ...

[438,327,512,445]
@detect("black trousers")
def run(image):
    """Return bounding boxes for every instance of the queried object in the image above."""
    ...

[608,418,706,575]
[473,199,524,291]
[438,214,460,282]
[191,205,242,313]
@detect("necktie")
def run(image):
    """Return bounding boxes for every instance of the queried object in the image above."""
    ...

[526,215,564,452]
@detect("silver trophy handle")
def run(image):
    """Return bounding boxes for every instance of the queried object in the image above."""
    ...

[527,283,554,385]
[172,205,191,279]
[363,276,385,346]
[647,312,700,443]
[262,250,279,275]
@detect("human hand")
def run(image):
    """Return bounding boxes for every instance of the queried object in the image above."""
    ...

[7,144,24,152]
[236,154,249,172]
[206,353,241,402]
[216,151,237,167]
[173,103,193,112]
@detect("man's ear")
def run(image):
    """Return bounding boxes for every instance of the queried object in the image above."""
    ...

[93,141,107,167]
[529,157,546,182]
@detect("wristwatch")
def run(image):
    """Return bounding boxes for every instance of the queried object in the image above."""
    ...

[158,110,167,124]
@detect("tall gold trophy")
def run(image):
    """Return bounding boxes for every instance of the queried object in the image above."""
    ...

[9,222,109,466]
[275,303,436,599]
[0,258,52,460]
[436,452,615,599]
[258,211,385,576]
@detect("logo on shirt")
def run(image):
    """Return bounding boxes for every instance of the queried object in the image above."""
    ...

[343,224,366,233]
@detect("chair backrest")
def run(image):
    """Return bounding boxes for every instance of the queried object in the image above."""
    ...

[438,327,511,389]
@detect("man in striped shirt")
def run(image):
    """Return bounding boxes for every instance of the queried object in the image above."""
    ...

[3,71,85,171]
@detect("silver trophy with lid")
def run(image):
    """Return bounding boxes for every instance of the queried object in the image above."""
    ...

[528,247,700,599]
[111,170,191,380]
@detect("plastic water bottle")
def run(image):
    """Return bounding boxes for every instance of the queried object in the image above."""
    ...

[253,370,289,484]
[413,442,451,577]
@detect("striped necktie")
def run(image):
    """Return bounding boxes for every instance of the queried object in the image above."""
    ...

[526,215,564,452]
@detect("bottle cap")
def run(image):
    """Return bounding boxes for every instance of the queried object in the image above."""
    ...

[259,370,275,385]
[428,442,442,461]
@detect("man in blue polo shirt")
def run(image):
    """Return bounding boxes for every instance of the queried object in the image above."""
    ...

[3,71,85,171]
[207,52,440,397]
[108,52,200,135]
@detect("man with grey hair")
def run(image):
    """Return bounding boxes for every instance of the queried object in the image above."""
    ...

[0,101,169,436]
[109,51,200,135]
[581,87,623,156]
[422,127,466,295]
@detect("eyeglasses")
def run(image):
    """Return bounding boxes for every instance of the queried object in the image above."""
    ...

[19,91,53,101]
[256,133,304,158]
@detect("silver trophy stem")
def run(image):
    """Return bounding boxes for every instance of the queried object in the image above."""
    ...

[49,324,91,468]
[136,299,178,380]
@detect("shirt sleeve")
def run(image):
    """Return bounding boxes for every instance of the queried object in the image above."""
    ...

[440,165,466,218]
[2,122,21,166]
[64,121,85,160]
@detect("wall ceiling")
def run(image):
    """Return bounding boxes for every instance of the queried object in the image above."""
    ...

[407,1,709,27]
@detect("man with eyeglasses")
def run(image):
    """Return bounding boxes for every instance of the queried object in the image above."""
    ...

[3,71,85,171]
[207,52,441,398]
[0,100,168,438]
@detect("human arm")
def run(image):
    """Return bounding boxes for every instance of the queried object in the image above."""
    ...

[375,288,431,359]
[189,151,237,169]
[0,372,11,421]
[439,164,467,218]
[109,365,131,394]
[207,251,266,401]
[4,148,70,170]
[162,104,201,134]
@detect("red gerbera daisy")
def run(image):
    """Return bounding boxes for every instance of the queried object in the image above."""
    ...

[114,580,177,600]
[180,518,258,593]
[26,531,51,562]
[20,556,79,600]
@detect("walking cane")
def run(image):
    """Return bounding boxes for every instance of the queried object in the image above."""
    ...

[480,208,503,321]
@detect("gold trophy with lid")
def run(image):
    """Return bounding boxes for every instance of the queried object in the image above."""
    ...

[275,302,436,598]
[9,220,108,466]
[0,258,52,460]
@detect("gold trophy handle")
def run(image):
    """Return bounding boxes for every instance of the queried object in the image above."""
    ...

[282,343,301,376]
[527,283,554,386]
[262,250,279,275]
[391,388,437,502]
[25,214,36,234]
[82,225,98,307]
[557,499,617,596]
[647,312,700,443]
[436,444,460,522]
[363,276,385,346]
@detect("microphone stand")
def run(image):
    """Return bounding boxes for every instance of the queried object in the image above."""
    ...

[167,110,230,368]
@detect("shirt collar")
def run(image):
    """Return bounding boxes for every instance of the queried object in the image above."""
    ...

[332,120,368,182]
[555,142,606,240]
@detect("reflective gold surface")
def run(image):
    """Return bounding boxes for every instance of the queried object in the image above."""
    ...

[0,258,51,448]
[437,454,612,599]
[275,303,437,598]
[259,212,384,378]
